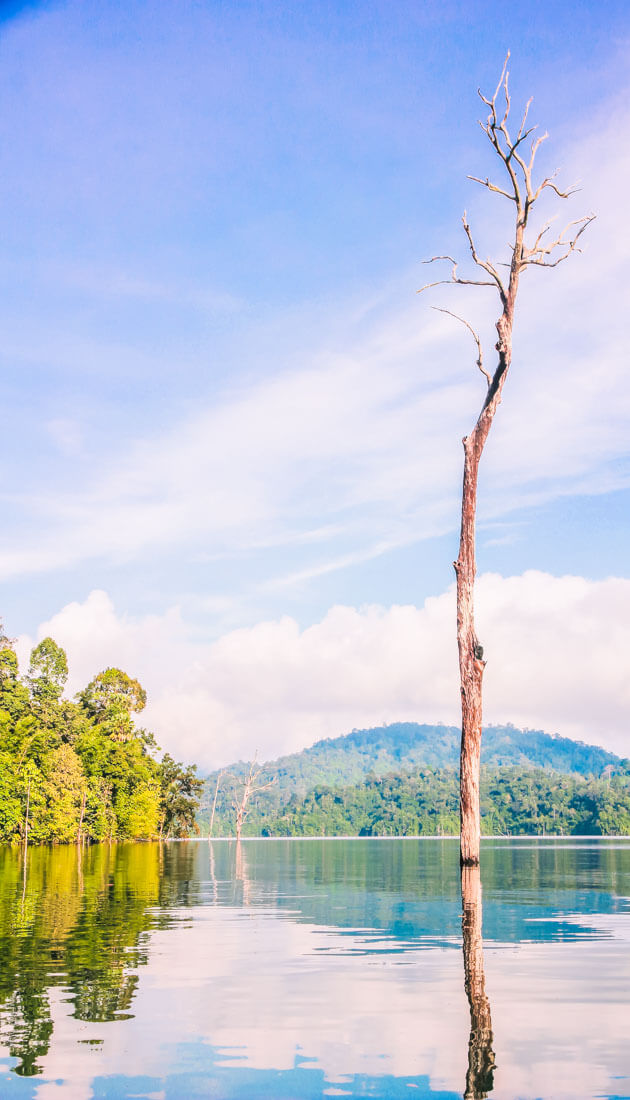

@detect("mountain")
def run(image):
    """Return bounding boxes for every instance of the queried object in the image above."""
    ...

[198,722,623,834]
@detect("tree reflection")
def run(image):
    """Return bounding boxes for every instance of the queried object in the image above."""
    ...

[0,843,177,1075]
[461,865,495,1099]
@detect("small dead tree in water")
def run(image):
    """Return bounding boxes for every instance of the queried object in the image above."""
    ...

[233,757,276,842]
[419,55,594,865]
[208,768,226,839]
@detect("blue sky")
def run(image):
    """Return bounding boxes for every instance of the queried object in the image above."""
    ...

[2,1,630,765]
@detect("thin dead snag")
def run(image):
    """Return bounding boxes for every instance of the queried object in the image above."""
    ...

[419,54,594,865]
[233,757,276,843]
[208,768,225,839]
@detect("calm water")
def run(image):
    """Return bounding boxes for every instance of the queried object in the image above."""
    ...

[0,838,628,1099]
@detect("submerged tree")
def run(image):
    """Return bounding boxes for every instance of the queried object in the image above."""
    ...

[419,55,594,865]
[233,758,276,843]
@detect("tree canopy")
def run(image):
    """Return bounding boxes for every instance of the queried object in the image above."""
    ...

[0,628,202,845]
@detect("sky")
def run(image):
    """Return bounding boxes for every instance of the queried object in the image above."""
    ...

[1,0,629,769]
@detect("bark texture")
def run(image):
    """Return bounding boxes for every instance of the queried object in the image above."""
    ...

[456,296,515,865]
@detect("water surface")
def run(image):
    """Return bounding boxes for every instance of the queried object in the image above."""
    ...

[0,838,628,1099]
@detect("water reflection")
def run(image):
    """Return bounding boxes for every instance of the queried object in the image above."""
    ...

[0,842,199,1076]
[0,839,628,1097]
[461,866,495,1099]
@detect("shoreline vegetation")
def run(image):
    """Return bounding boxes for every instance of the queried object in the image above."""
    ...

[0,624,202,846]
[202,765,630,840]
[200,724,630,840]
[2,622,630,846]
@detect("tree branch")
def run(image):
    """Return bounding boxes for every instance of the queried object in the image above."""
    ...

[417,255,496,293]
[462,213,507,299]
[523,213,596,267]
[467,175,515,202]
[432,307,491,387]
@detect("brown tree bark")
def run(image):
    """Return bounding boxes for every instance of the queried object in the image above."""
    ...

[457,291,516,865]
[420,55,593,865]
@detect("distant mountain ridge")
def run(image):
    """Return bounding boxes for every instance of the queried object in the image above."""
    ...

[198,722,623,831]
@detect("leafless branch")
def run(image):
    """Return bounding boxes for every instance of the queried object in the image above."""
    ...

[462,213,506,296]
[467,175,515,202]
[418,55,596,867]
[532,171,580,203]
[516,96,533,141]
[524,213,596,267]
[432,307,491,387]
[417,254,496,293]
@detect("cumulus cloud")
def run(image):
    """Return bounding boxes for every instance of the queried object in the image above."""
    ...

[19,572,630,770]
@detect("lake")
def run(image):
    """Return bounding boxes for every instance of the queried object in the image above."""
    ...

[0,838,628,1099]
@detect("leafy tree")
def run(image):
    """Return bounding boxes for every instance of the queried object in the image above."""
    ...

[0,648,30,721]
[0,628,200,844]
[78,668,147,742]
[158,754,204,839]
[27,638,68,721]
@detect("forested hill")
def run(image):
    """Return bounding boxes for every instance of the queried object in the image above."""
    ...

[301,722,620,783]
[199,722,624,833]
[205,722,621,797]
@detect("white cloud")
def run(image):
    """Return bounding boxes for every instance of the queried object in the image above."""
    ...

[2,92,630,592]
[20,572,630,770]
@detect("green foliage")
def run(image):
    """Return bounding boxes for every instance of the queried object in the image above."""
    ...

[240,767,630,838]
[198,722,624,836]
[27,637,68,722]
[0,629,201,845]
[158,754,204,839]
[78,668,147,743]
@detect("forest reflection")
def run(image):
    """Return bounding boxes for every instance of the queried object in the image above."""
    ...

[0,842,198,1076]
[461,866,495,1099]
[1,839,625,1090]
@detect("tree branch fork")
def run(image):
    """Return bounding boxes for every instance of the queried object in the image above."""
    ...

[418,51,594,396]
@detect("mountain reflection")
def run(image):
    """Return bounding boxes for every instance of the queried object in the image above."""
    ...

[461,866,495,1099]
[0,839,627,1094]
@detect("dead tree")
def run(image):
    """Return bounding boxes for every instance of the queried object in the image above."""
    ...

[208,768,225,839]
[233,757,276,842]
[419,54,594,865]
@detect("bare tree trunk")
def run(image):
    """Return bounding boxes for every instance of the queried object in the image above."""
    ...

[420,58,592,867]
[233,758,275,842]
[209,770,224,839]
[456,298,515,865]
[77,787,86,846]
[461,866,495,1099]
[235,803,245,844]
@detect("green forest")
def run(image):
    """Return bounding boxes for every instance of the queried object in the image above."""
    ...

[0,623,202,844]
[3,618,630,845]
[200,722,630,838]
[236,766,630,838]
